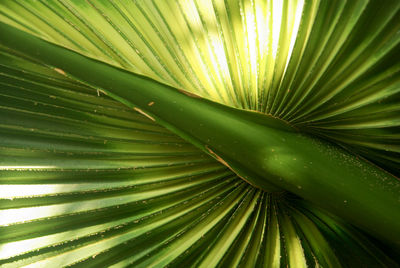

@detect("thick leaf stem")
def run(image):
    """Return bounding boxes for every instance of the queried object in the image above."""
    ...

[1,22,399,246]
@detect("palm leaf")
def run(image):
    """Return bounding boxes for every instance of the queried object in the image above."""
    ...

[0,0,399,267]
